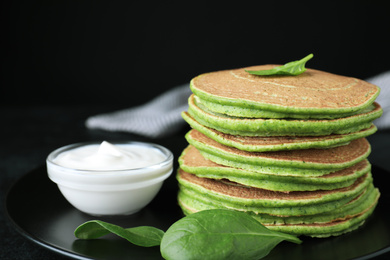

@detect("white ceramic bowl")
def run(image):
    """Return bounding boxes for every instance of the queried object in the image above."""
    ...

[46,141,173,216]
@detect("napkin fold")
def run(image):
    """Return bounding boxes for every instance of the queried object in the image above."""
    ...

[366,71,390,130]
[86,84,192,138]
[86,72,390,138]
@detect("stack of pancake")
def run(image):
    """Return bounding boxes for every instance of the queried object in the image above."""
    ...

[177,65,383,238]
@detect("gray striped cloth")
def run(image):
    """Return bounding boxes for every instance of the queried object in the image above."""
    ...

[85,84,192,138]
[367,71,390,130]
[86,72,390,138]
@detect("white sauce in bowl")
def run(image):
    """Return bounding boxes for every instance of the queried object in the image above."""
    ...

[46,141,173,215]
[52,141,166,171]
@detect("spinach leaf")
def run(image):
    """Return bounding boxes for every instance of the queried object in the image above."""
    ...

[74,220,164,247]
[160,209,301,260]
[245,53,313,76]
[74,210,302,259]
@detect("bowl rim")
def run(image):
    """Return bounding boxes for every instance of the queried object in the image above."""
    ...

[46,140,173,175]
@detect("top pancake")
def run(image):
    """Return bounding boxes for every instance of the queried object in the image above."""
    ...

[190,65,380,116]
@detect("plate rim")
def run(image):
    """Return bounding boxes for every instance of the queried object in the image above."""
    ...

[5,164,390,260]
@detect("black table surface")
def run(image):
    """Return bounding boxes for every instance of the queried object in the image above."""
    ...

[1,105,390,260]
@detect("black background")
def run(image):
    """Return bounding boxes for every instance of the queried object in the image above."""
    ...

[2,1,390,107]
[2,1,390,259]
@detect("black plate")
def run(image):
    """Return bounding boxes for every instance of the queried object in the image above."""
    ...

[5,165,390,260]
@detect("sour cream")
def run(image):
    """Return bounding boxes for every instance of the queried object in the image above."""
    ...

[52,141,166,171]
[47,141,173,215]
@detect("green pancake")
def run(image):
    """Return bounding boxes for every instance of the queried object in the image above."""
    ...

[185,129,371,176]
[177,169,372,217]
[194,95,368,119]
[179,181,378,225]
[270,207,376,238]
[188,94,383,136]
[190,66,380,118]
[182,111,377,152]
[179,145,371,192]
[178,181,379,237]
